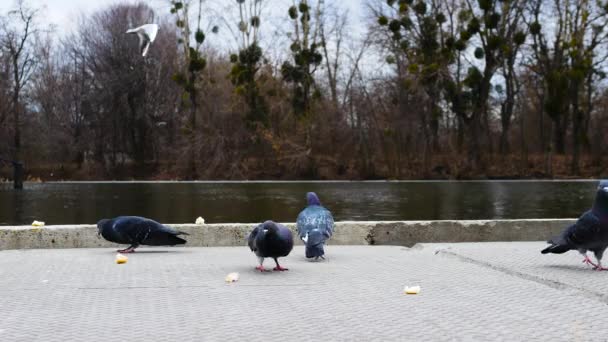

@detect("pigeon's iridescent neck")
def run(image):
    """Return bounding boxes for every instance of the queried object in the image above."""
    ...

[306,192,321,206]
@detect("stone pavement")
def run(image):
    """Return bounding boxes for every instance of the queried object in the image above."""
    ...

[0,243,606,341]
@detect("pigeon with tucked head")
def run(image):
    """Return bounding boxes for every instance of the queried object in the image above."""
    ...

[296,192,335,260]
[247,220,293,272]
[541,180,608,270]
[97,216,188,253]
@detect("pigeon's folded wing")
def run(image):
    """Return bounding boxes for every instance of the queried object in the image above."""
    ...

[297,206,334,239]
[114,217,154,244]
[569,211,602,247]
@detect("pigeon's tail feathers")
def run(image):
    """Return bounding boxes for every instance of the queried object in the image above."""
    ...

[306,229,327,246]
[126,28,137,34]
[144,232,187,246]
[305,243,325,258]
[167,235,187,245]
[161,234,187,246]
[541,243,571,254]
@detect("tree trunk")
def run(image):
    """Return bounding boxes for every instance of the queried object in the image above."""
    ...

[545,123,554,176]
[499,84,516,155]
[12,54,21,161]
[571,84,582,175]
[187,69,198,179]
[499,118,511,155]
[467,116,482,172]
[571,109,582,175]
[483,107,493,155]
[428,86,440,153]
[553,116,567,155]
[457,116,464,153]
[430,113,439,153]
[12,90,20,161]
[189,95,197,179]
[519,104,527,175]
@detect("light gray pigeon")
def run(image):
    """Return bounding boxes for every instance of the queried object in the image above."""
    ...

[541,180,608,270]
[296,192,335,260]
[126,23,159,57]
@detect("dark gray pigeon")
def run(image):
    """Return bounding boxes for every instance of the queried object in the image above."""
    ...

[541,180,608,270]
[97,216,188,253]
[247,220,294,272]
[296,192,335,260]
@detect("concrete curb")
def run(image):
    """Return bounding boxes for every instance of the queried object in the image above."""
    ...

[0,219,575,250]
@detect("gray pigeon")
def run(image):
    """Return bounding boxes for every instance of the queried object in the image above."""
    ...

[97,216,188,253]
[296,192,335,260]
[126,23,159,57]
[541,180,608,270]
[248,221,294,272]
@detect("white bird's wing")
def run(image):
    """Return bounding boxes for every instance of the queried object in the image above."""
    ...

[140,39,151,57]
[126,23,159,57]
[141,24,159,43]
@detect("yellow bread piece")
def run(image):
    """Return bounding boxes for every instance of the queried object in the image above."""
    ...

[404,286,421,295]
[115,254,128,264]
[195,216,205,225]
[225,272,239,282]
[32,220,45,227]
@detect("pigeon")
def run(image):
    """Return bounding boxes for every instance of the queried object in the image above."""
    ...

[126,24,159,57]
[296,192,335,260]
[97,216,188,253]
[541,180,608,270]
[247,220,294,272]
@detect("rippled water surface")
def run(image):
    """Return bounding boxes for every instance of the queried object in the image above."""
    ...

[0,181,600,225]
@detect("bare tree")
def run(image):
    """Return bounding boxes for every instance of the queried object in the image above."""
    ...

[53,4,181,174]
[1,0,40,161]
[529,0,608,174]
[318,2,348,108]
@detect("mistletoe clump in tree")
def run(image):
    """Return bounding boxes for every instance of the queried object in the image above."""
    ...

[378,0,526,171]
[281,1,323,117]
[229,0,268,129]
[378,0,452,153]
[451,0,525,168]
[169,0,211,178]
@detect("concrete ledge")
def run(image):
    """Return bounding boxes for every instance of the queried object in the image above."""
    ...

[0,219,575,250]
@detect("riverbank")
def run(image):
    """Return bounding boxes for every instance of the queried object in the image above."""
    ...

[2,154,607,182]
[0,219,573,250]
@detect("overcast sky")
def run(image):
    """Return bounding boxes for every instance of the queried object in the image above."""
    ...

[1,0,368,36]
[0,0,382,79]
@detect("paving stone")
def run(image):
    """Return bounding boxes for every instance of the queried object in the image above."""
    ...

[0,245,605,341]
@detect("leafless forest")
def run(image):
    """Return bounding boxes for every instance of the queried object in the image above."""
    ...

[2,0,608,180]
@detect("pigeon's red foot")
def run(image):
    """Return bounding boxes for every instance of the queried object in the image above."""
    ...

[255,265,269,272]
[117,248,136,253]
[273,266,289,271]
[593,265,608,271]
[582,256,597,268]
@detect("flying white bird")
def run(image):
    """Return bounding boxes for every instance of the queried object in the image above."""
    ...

[126,24,159,57]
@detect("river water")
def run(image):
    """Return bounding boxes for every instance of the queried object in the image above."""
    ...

[0,180,600,225]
